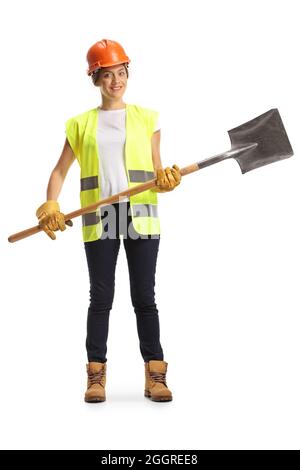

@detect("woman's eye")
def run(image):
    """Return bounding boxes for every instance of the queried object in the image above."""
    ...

[103,71,125,78]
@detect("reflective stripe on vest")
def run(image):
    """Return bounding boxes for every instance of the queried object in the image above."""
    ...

[65,104,160,242]
[82,203,158,227]
[82,211,100,226]
[81,175,99,191]
[131,204,158,218]
[128,170,155,183]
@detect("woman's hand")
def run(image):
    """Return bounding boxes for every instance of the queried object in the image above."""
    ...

[36,200,73,240]
[152,164,182,192]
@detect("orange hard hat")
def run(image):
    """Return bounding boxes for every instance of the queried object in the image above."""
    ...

[86,39,130,76]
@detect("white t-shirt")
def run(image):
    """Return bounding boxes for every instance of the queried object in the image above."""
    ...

[97,106,160,202]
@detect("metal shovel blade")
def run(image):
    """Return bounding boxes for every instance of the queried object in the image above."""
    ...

[228,108,294,174]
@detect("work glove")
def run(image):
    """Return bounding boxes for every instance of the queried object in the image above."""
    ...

[152,164,182,193]
[36,200,73,240]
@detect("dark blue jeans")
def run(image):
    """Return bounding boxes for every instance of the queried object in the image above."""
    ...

[84,202,164,363]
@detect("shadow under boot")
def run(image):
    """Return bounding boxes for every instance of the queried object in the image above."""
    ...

[85,362,106,403]
[144,360,173,402]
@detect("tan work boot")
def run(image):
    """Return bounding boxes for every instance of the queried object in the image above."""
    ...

[85,362,106,403]
[144,360,173,402]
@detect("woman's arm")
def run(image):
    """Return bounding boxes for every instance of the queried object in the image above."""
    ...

[46,138,76,200]
[35,138,75,240]
[151,130,163,173]
[151,129,182,192]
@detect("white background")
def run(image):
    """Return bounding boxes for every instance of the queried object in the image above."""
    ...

[1,0,299,450]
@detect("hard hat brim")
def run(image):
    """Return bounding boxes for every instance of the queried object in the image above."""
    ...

[87,59,130,76]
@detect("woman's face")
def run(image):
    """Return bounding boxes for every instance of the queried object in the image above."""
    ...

[95,64,128,99]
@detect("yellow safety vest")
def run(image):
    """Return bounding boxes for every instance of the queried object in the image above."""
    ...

[65,103,160,242]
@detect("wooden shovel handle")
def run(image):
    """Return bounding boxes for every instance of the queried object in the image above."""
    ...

[8,163,199,243]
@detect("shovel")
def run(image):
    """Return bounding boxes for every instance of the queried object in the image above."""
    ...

[8,108,294,243]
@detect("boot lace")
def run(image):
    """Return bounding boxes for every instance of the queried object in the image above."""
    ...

[149,371,167,387]
[88,369,105,387]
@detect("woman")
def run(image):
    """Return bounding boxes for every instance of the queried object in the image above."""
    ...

[35,39,181,403]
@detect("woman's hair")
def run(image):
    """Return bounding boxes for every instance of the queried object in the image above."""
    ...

[91,63,129,86]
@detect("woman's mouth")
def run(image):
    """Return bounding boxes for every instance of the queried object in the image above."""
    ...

[111,86,122,91]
